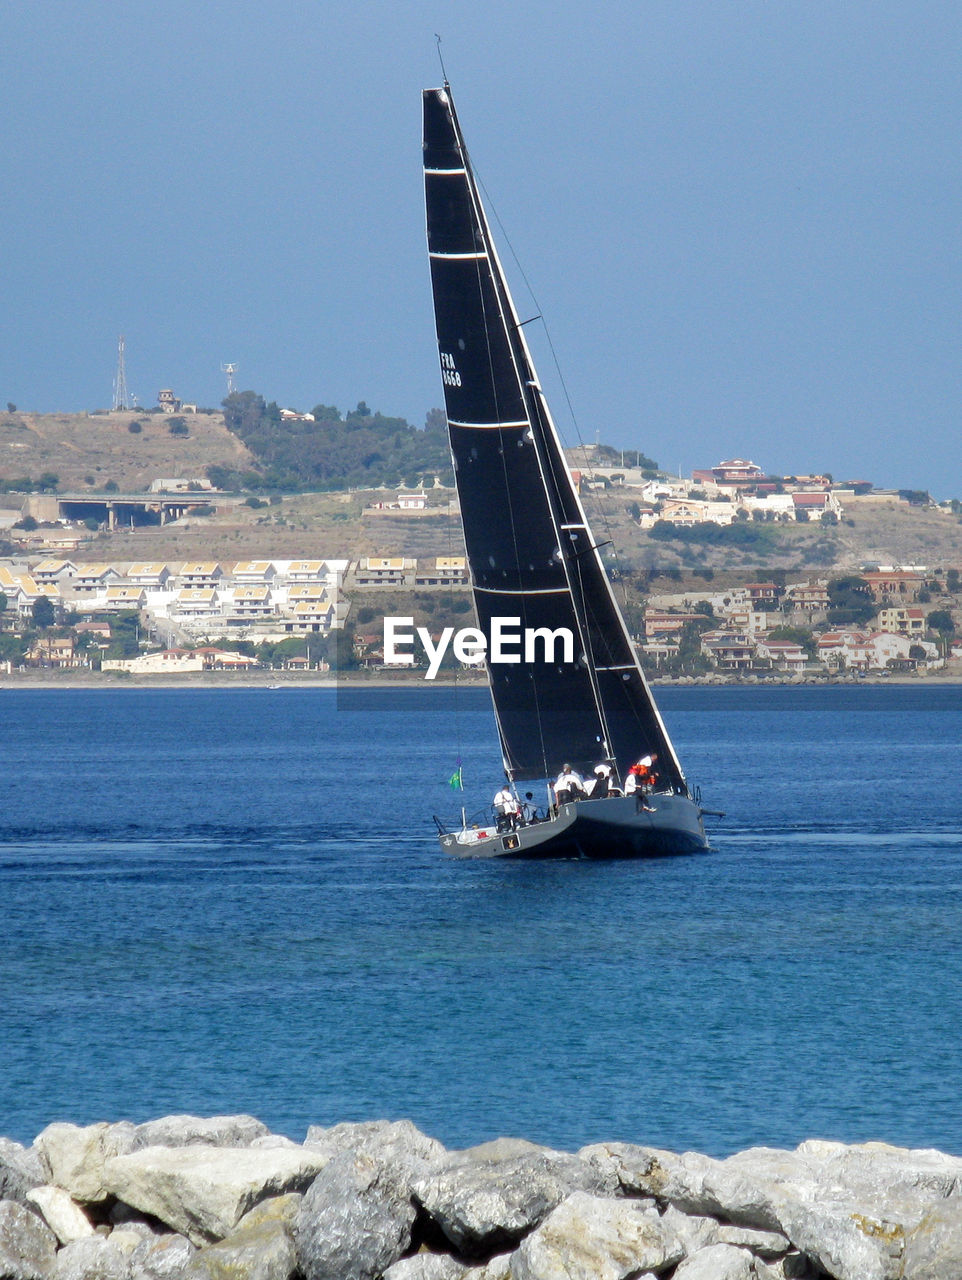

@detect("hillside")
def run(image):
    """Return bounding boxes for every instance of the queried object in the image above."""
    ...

[0,410,255,493]
[2,411,961,571]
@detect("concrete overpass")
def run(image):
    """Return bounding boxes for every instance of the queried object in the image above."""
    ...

[24,492,243,529]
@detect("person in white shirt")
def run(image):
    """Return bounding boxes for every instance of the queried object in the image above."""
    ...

[553,764,586,806]
[493,785,519,831]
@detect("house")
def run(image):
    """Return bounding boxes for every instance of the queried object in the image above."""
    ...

[71,564,121,594]
[178,562,223,587]
[286,560,328,584]
[32,559,78,584]
[877,607,925,636]
[103,649,204,674]
[231,561,276,585]
[743,583,782,605]
[701,631,756,670]
[157,390,181,414]
[792,492,834,517]
[172,588,221,617]
[228,585,275,619]
[354,557,414,587]
[785,580,830,611]
[862,570,926,601]
[415,556,468,586]
[643,611,706,638]
[192,647,261,670]
[125,563,172,588]
[754,638,808,672]
[397,492,427,510]
[26,635,80,668]
[103,586,147,611]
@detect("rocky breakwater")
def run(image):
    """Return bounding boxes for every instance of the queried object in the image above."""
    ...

[2,1116,962,1280]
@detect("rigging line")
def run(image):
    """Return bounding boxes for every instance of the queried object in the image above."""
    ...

[434,34,448,87]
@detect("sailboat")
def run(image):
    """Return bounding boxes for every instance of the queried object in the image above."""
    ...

[424,84,710,860]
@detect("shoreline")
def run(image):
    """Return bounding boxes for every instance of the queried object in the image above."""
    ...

[1,669,961,691]
[2,1114,961,1280]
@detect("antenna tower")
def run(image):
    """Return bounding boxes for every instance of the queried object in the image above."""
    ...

[222,362,238,396]
[112,335,129,411]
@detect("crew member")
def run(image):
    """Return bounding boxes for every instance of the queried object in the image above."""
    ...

[553,764,586,807]
[493,785,519,831]
[588,764,612,798]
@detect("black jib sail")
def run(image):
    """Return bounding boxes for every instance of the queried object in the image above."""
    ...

[423,85,687,792]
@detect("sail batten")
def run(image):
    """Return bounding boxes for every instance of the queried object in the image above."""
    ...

[424,85,689,789]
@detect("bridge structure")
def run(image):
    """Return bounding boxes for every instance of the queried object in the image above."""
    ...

[24,492,244,530]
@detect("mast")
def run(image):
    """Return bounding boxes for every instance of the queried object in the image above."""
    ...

[424,85,688,792]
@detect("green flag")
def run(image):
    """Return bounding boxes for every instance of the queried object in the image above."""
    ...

[448,765,463,790]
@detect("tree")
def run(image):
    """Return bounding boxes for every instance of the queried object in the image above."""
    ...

[32,596,55,628]
[927,609,955,635]
[827,576,876,627]
[6,402,16,413]
[168,417,189,436]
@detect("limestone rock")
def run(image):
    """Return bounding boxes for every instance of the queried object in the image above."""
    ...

[414,1150,609,1256]
[577,1143,722,1216]
[716,1223,791,1259]
[128,1234,195,1280]
[671,1242,754,1279]
[460,1255,512,1280]
[304,1120,447,1180]
[659,1205,719,1257]
[130,1117,268,1153]
[902,1198,962,1279]
[0,1200,58,1280]
[0,1139,45,1205]
[25,1188,95,1245]
[233,1196,301,1235]
[102,1145,326,1245]
[52,1238,127,1280]
[294,1149,417,1280]
[509,1192,683,1280]
[35,1125,135,1204]
[187,1219,296,1280]
[383,1254,468,1280]
[104,1227,154,1257]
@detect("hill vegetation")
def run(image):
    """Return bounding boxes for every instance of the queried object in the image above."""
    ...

[213,394,454,492]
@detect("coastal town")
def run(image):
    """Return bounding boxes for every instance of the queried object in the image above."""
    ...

[1,447,960,680]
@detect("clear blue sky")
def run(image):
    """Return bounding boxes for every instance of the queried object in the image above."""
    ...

[3,1,960,495]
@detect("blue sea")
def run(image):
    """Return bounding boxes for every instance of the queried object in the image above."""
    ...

[2,684,960,1158]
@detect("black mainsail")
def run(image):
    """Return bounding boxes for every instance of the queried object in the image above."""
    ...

[424,85,687,795]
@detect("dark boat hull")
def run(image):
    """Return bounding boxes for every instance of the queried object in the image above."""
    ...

[439,793,709,860]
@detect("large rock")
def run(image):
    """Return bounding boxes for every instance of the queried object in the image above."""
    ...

[0,1200,58,1280]
[24,1188,95,1245]
[0,1139,45,1205]
[383,1254,467,1280]
[509,1192,683,1280]
[187,1219,296,1280]
[304,1120,447,1181]
[902,1198,962,1279]
[53,1238,127,1280]
[578,1143,726,1219]
[128,1233,196,1280]
[35,1125,135,1204]
[131,1116,269,1152]
[293,1150,417,1280]
[671,1242,754,1279]
[102,1144,327,1244]
[414,1149,610,1256]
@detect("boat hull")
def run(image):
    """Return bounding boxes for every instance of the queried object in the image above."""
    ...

[439,793,709,860]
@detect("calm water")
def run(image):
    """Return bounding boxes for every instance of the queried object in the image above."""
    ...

[2,684,961,1157]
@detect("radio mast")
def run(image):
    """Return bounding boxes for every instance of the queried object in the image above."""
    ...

[112,335,129,411]
[222,362,238,396]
